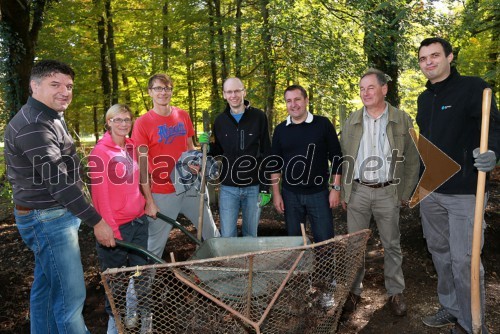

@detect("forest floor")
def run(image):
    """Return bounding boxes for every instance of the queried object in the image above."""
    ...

[0,168,499,334]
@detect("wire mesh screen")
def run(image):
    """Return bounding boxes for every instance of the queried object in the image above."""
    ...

[101,229,370,334]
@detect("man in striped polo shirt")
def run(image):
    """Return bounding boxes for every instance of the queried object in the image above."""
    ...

[4,60,114,334]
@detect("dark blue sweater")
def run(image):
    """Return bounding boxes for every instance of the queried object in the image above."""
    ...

[271,115,342,194]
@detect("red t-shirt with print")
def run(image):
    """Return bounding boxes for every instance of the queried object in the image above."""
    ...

[132,107,195,194]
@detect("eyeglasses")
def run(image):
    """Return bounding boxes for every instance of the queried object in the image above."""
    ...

[151,86,173,93]
[110,118,132,124]
[224,88,245,95]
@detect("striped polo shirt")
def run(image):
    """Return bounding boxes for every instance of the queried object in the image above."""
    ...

[4,97,101,226]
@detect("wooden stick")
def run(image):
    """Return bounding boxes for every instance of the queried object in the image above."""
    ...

[471,88,492,334]
[197,143,209,243]
[300,223,307,245]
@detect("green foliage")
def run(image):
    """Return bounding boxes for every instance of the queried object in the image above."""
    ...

[0,153,12,204]
[0,181,13,204]
[2,0,497,136]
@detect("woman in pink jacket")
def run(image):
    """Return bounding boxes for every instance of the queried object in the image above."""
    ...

[89,104,150,334]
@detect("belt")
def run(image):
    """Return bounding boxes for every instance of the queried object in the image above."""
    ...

[15,204,33,212]
[354,179,393,188]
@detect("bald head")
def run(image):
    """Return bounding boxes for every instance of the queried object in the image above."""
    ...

[223,77,247,113]
[224,77,244,91]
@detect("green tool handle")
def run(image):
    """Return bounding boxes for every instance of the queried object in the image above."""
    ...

[115,239,165,264]
[156,212,202,246]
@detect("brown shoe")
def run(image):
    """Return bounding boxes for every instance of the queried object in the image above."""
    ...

[389,293,407,316]
[343,292,361,312]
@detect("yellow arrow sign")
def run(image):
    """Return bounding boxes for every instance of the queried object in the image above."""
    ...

[409,128,461,208]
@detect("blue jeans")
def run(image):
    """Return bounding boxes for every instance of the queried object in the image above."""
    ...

[281,188,334,242]
[14,206,89,334]
[219,184,261,237]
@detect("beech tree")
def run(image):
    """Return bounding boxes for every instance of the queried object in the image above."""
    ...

[0,0,49,119]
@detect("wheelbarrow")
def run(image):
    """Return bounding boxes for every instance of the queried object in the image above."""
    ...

[101,213,371,334]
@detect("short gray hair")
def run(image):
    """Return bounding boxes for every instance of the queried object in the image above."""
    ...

[360,68,391,86]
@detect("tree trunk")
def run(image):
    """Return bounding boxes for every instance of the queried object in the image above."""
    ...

[134,77,150,113]
[74,117,81,146]
[259,0,276,131]
[363,7,400,107]
[122,71,131,105]
[93,101,99,143]
[162,0,170,71]
[207,0,221,116]
[185,33,196,129]
[487,10,499,94]
[97,14,112,113]
[214,0,228,82]
[235,0,243,78]
[308,86,315,114]
[0,0,46,119]
[105,0,119,105]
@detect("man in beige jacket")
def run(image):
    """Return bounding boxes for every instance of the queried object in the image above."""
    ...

[340,68,419,318]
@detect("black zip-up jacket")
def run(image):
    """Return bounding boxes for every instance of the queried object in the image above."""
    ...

[416,68,500,194]
[210,101,272,190]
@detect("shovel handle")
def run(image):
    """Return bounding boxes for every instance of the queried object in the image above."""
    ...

[197,143,209,243]
[471,88,491,334]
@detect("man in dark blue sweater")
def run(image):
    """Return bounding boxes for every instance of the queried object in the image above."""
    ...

[270,84,342,242]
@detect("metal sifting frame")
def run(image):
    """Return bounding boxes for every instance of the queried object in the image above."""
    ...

[101,229,370,334]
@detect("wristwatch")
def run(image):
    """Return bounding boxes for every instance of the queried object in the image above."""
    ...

[331,184,341,191]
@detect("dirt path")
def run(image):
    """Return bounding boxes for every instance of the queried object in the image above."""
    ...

[0,169,499,333]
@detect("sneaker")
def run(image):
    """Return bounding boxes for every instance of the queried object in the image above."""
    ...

[422,307,457,327]
[343,292,361,313]
[389,293,407,316]
[140,311,153,334]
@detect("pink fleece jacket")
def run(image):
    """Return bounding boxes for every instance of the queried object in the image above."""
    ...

[89,132,145,240]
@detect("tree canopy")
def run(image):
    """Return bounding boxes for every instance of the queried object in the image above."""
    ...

[0,0,498,140]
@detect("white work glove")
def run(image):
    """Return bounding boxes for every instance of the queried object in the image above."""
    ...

[473,148,497,172]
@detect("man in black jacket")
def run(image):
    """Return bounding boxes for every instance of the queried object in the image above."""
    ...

[417,37,500,334]
[199,77,272,237]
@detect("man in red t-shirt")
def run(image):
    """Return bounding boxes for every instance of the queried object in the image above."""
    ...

[132,73,220,257]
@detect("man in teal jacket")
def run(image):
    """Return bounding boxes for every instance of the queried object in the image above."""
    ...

[340,68,419,318]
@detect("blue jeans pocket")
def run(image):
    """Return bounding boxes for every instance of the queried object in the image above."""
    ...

[37,207,67,223]
[14,209,35,223]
